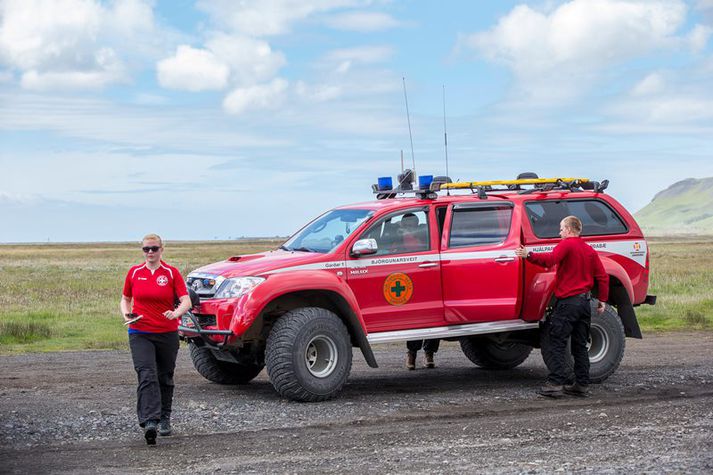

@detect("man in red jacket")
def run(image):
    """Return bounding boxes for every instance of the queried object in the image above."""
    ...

[515,215,608,398]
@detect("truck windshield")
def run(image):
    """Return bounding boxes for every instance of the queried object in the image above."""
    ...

[282,209,374,253]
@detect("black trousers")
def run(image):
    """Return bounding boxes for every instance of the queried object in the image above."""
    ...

[129,332,179,426]
[407,339,440,353]
[547,295,591,385]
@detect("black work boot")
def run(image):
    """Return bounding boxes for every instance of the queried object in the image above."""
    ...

[537,381,564,398]
[159,416,172,436]
[144,420,158,445]
[424,352,435,369]
[564,382,590,397]
[406,351,416,370]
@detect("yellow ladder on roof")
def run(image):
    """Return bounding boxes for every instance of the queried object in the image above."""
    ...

[441,177,590,190]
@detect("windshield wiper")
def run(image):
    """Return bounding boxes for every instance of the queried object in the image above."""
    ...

[290,246,316,253]
[279,245,290,251]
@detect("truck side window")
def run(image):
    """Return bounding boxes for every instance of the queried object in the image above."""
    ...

[361,210,430,256]
[449,206,512,248]
[525,200,628,238]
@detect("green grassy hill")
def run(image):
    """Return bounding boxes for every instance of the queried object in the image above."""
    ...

[635,177,713,235]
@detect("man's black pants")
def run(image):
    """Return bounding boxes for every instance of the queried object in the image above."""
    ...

[547,295,591,385]
[407,339,440,353]
[129,331,179,426]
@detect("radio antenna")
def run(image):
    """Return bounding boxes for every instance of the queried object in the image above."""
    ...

[402,77,416,181]
[442,84,450,196]
[400,149,404,173]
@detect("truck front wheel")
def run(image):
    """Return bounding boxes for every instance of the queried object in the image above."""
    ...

[459,337,533,369]
[540,300,626,384]
[188,343,264,385]
[265,307,353,402]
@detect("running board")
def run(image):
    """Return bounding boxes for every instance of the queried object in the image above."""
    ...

[366,320,540,344]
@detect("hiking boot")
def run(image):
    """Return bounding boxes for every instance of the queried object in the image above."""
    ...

[537,381,564,398]
[564,382,590,397]
[406,351,416,370]
[144,420,158,445]
[424,352,435,369]
[159,417,172,436]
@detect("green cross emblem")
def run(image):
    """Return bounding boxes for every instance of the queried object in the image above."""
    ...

[391,281,406,297]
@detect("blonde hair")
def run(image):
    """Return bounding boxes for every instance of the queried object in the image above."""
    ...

[142,233,163,247]
[561,216,582,235]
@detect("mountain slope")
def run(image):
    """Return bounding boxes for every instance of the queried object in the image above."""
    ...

[635,177,713,235]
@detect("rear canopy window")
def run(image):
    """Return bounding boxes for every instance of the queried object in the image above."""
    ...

[525,200,628,238]
[449,206,512,247]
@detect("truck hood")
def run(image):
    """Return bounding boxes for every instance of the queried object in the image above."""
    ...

[189,249,335,278]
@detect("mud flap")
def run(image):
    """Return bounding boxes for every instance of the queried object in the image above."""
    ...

[609,286,642,339]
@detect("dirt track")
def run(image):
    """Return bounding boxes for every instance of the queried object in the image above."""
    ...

[1,333,712,474]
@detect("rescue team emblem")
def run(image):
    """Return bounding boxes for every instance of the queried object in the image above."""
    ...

[156,275,169,287]
[383,273,413,306]
[633,242,641,252]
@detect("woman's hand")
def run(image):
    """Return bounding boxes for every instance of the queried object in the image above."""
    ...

[163,310,180,320]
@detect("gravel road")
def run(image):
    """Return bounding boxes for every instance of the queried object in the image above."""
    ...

[1,332,712,474]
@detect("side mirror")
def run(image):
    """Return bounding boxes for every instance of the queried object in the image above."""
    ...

[351,238,378,257]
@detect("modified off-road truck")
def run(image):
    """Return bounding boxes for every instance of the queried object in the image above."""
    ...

[180,174,656,402]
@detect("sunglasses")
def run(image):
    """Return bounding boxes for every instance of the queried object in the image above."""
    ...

[142,246,161,253]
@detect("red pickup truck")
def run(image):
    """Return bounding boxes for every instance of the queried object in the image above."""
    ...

[180,175,655,401]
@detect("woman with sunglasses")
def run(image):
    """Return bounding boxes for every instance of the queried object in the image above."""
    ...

[119,233,191,445]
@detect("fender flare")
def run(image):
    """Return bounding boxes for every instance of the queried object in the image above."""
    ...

[600,257,635,303]
[235,271,378,368]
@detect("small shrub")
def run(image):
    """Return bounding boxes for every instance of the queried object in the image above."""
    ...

[0,321,53,343]
[684,310,709,327]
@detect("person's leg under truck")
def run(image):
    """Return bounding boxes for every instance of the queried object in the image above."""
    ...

[153,332,180,419]
[129,333,162,425]
[406,340,425,353]
[423,339,440,353]
[547,300,578,384]
[570,298,592,385]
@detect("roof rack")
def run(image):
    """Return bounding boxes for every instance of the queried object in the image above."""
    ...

[373,173,608,200]
[438,177,608,199]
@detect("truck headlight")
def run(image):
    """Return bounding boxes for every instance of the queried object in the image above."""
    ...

[213,277,265,299]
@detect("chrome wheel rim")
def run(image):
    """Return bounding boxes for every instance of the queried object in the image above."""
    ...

[304,335,338,378]
[588,324,609,363]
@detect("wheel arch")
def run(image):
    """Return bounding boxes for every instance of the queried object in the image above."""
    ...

[253,287,378,368]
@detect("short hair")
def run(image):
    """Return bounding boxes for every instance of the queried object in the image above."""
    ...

[561,216,582,234]
[142,233,163,246]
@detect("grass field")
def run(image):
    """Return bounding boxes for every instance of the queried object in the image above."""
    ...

[0,237,711,353]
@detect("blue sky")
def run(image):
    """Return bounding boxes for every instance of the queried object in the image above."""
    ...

[1,0,713,242]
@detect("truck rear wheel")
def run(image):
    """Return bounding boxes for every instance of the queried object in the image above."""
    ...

[189,343,264,385]
[459,337,533,369]
[540,300,625,384]
[265,307,352,402]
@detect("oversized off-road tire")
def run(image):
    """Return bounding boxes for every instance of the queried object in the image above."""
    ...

[189,343,264,385]
[459,337,533,369]
[540,300,625,384]
[265,307,352,402]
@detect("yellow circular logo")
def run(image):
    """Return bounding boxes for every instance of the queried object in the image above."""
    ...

[383,273,414,306]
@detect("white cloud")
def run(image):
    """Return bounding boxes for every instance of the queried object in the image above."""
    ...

[205,33,286,85]
[196,0,362,36]
[0,0,161,90]
[325,11,401,32]
[631,73,666,96]
[324,45,394,64]
[461,0,700,102]
[687,24,712,51]
[223,78,289,115]
[295,81,343,102]
[157,45,229,91]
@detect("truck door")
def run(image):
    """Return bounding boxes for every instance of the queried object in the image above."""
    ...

[346,207,445,333]
[440,202,522,323]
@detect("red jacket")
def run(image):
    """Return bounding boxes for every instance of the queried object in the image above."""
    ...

[527,237,609,301]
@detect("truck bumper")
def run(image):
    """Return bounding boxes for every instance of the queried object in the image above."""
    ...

[178,312,234,349]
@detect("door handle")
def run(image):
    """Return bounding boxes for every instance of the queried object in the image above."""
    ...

[418,262,438,268]
[494,256,515,263]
